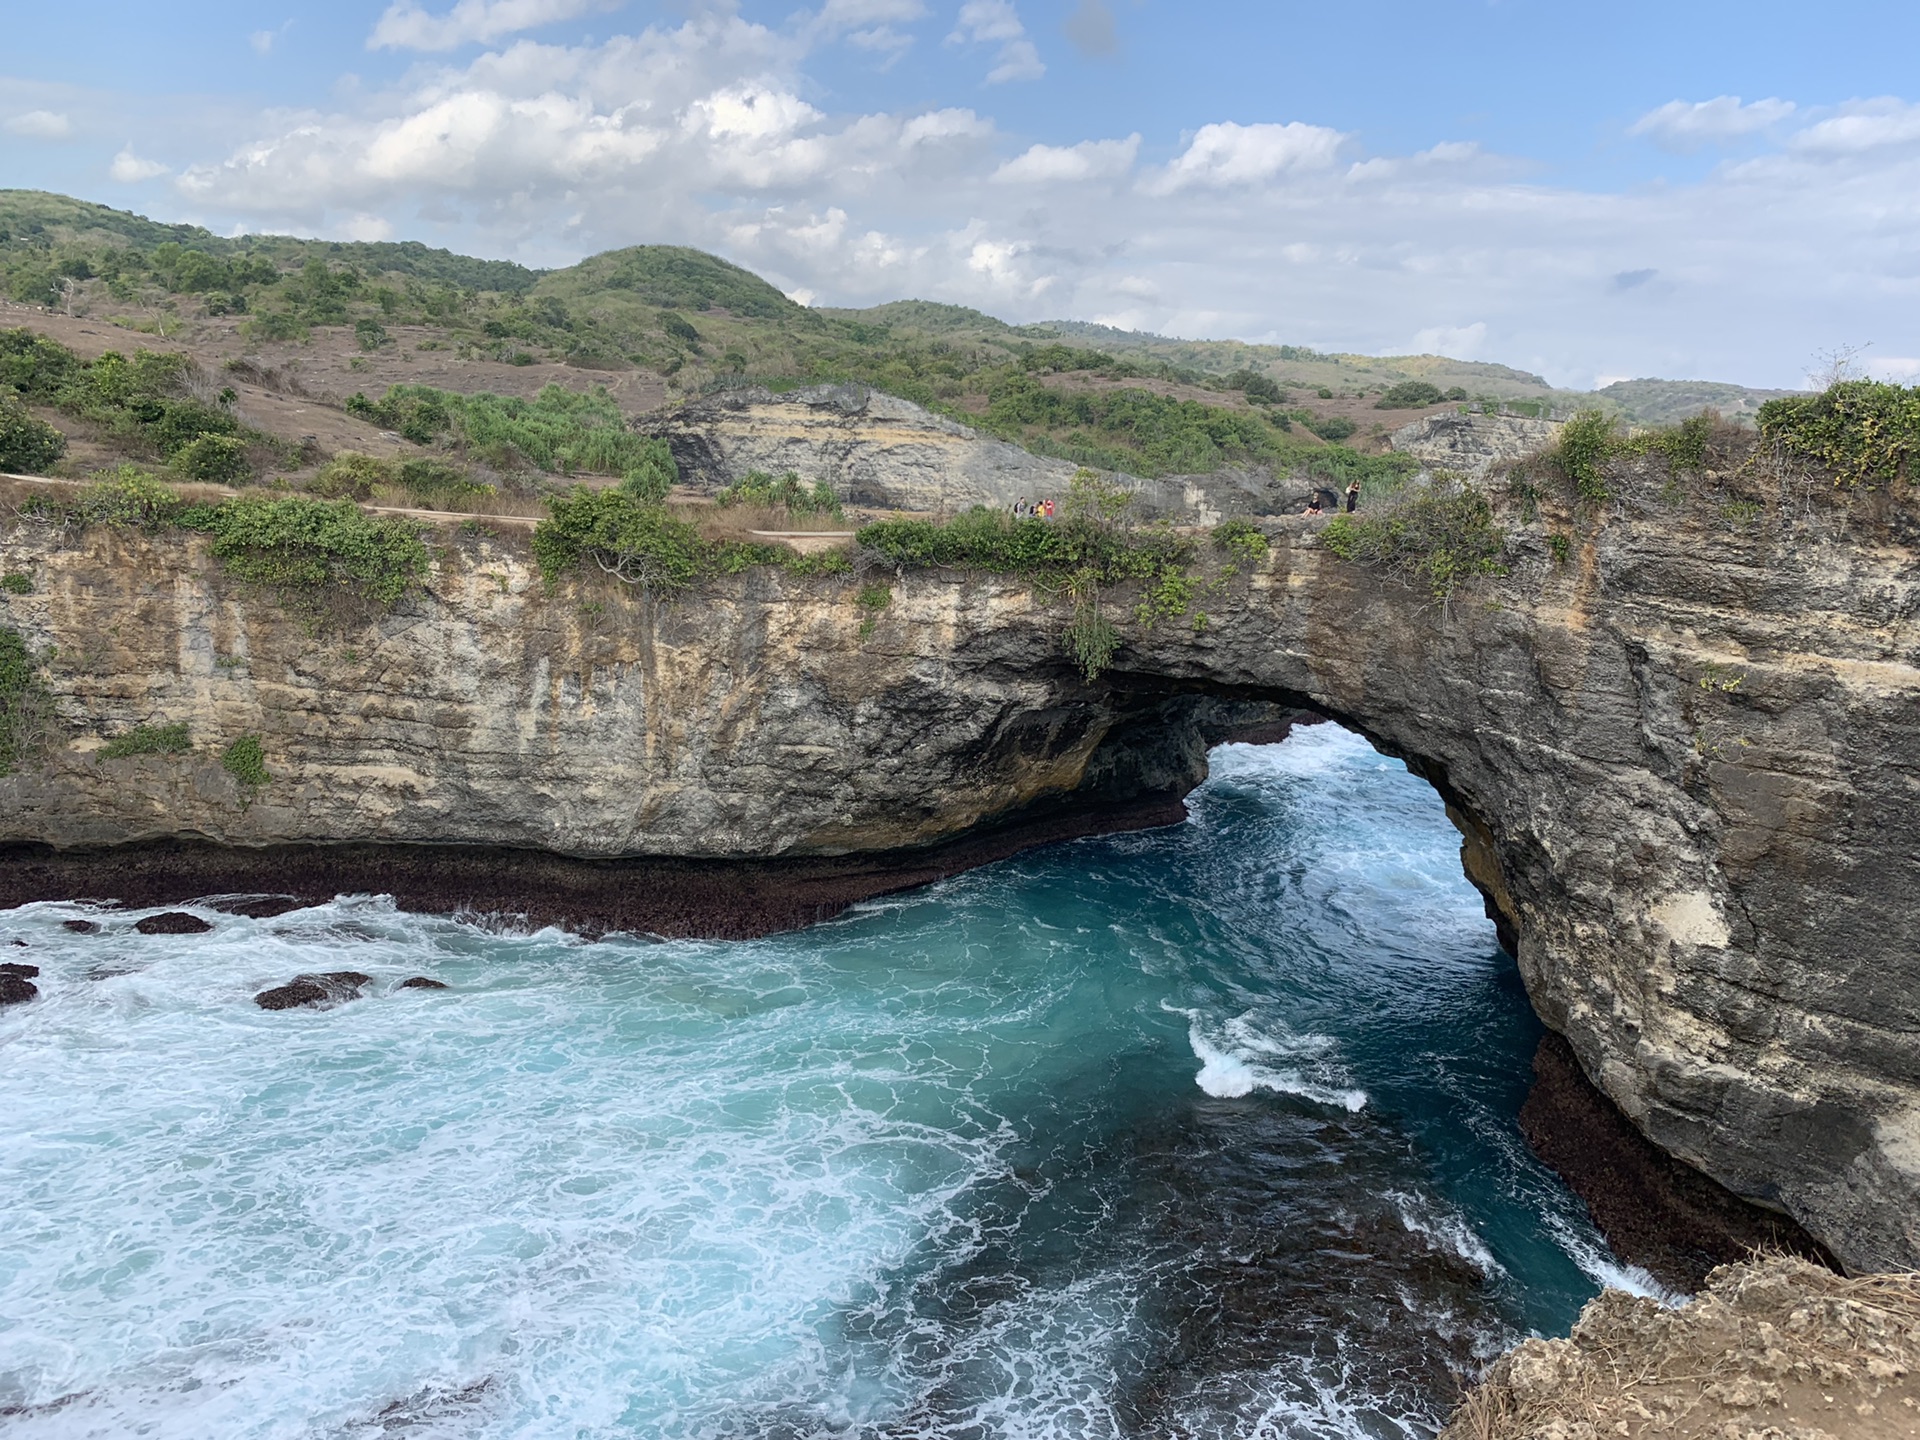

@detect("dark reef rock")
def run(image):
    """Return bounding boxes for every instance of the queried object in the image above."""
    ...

[0,973,39,1005]
[60,919,100,934]
[399,976,449,990]
[210,896,302,919]
[1519,1032,1836,1291]
[1,962,40,978]
[134,911,213,936]
[254,970,373,1011]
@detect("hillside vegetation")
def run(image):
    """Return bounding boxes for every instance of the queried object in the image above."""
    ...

[0,190,1804,492]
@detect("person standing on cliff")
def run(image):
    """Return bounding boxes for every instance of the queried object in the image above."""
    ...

[1345,480,1361,513]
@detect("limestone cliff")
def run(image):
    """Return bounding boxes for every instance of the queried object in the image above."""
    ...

[2,440,1917,1275]
[643,383,1314,521]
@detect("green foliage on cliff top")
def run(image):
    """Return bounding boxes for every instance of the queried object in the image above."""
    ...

[1759,380,1920,488]
[1545,409,1718,504]
[1322,479,1508,601]
[532,489,849,595]
[715,470,841,518]
[178,495,430,609]
[0,623,53,776]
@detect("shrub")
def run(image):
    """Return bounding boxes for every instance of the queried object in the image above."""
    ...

[532,488,708,593]
[1553,410,1617,504]
[99,721,191,759]
[75,467,184,528]
[1307,415,1356,442]
[1758,380,1920,487]
[351,383,654,473]
[0,624,53,776]
[1,572,29,595]
[618,437,678,503]
[1212,518,1270,564]
[1321,478,1508,600]
[242,312,309,343]
[715,470,841,518]
[354,318,390,351]
[1225,369,1284,404]
[0,327,83,401]
[222,733,269,795]
[661,312,703,345]
[170,433,250,485]
[0,395,66,472]
[179,495,429,610]
[1376,381,1444,410]
[312,452,394,500]
[398,458,492,508]
[1065,593,1119,681]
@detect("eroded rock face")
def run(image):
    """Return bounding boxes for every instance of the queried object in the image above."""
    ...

[1,449,1916,1271]
[642,384,1309,521]
[1388,411,1564,481]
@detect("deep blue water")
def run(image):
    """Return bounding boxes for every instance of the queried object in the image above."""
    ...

[0,726,1655,1439]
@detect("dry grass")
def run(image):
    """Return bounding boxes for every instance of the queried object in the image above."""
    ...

[676,501,856,545]
[1442,1255,1920,1440]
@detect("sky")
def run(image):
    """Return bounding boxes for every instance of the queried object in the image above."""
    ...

[3,0,1918,390]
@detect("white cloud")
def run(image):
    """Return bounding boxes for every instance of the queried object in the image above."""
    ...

[1789,98,1920,154]
[1872,357,1920,382]
[109,146,168,181]
[5,109,71,139]
[946,0,1043,83]
[1153,120,1346,191]
[370,0,621,52]
[1411,321,1487,358]
[133,13,1920,390]
[250,21,296,55]
[992,133,1137,183]
[1630,96,1796,151]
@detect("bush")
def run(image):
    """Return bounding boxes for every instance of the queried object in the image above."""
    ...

[1376,382,1444,410]
[0,395,66,472]
[397,457,492,509]
[1307,415,1356,442]
[1321,479,1507,600]
[179,495,429,610]
[1225,369,1283,404]
[98,721,191,759]
[715,470,840,518]
[312,452,393,500]
[350,383,654,474]
[0,572,29,595]
[661,312,702,345]
[618,437,678,503]
[355,318,389,351]
[1212,518,1270,564]
[0,327,82,401]
[533,488,708,593]
[75,467,183,528]
[1759,380,1920,487]
[170,433,250,485]
[1553,410,1617,504]
[222,733,269,794]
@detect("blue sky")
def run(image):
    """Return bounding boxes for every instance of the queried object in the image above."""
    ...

[5,1,1918,388]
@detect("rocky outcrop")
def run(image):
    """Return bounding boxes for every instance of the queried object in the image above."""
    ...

[1442,1256,1920,1439]
[1389,410,1563,480]
[1,442,1917,1273]
[643,384,1310,520]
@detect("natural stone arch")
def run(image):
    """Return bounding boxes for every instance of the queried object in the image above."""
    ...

[3,458,1916,1273]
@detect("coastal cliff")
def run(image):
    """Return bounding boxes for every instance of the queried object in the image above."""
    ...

[2,439,1917,1276]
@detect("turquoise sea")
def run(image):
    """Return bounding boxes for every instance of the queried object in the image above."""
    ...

[0,726,1659,1438]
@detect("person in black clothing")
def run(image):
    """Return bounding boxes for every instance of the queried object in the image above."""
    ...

[1345,480,1361,513]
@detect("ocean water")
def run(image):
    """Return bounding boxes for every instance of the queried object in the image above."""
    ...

[0,726,1654,1439]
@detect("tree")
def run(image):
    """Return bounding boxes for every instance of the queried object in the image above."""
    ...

[0,396,66,473]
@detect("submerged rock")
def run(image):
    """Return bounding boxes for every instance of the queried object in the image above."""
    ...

[212,896,302,919]
[399,976,449,990]
[135,911,213,936]
[1,962,40,977]
[254,971,373,1011]
[0,973,38,1005]
[60,919,101,934]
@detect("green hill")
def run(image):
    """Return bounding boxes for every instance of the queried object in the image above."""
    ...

[0,190,1802,485]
